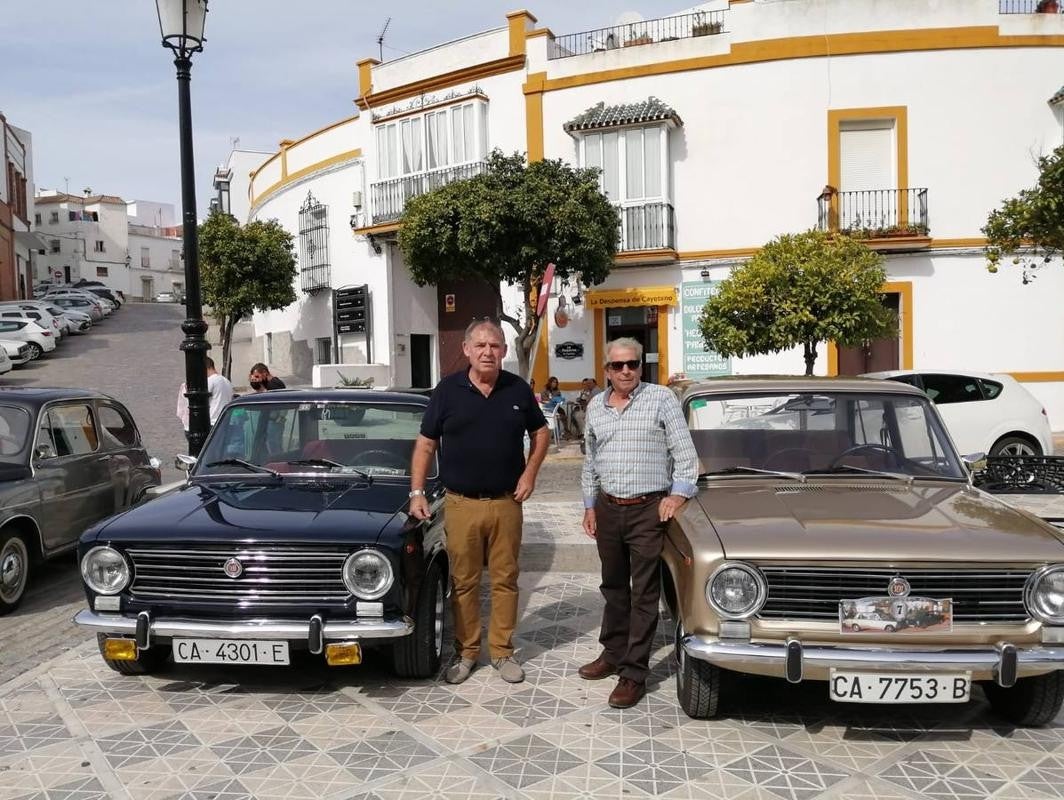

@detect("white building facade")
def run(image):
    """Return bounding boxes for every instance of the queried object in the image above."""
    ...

[236,0,1064,430]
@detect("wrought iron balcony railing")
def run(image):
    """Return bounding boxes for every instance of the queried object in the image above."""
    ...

[548,11,726,60]
[817,188,929,239]
[999,0,1062,13]
[617,201,675,252]
[370,161,489,225]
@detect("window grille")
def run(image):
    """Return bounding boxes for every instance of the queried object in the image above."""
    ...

[298,191,330,293]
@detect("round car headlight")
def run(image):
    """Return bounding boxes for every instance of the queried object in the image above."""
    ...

[706,562,766,619]
[342,549,394,600]
[1026,566,1064,624]
[81,546,131,595]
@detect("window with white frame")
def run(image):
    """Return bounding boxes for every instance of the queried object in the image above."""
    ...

[580,124,667,203]
[376,101,487,180]
[140,246,150,267]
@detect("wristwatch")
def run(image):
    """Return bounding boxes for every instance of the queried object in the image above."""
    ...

[408,489,426,498]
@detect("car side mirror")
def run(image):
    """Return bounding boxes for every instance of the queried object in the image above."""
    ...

[35,443,55,460]
[175,454,197,472]
[962,452,987,473]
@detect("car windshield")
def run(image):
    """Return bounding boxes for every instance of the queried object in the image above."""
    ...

[0,405,31,460]
[686,391,965,479]
[195,400,430,478]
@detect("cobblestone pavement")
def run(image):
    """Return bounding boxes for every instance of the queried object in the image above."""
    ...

[4,571,1064,800]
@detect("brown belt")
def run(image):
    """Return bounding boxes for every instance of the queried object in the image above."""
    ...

[600,490,667,506]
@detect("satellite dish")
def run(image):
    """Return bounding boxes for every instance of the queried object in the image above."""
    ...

[614,10,645,27]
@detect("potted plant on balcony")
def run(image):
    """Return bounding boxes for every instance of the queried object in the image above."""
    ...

[624,24,653,46]
[1037,0,1059,13]
[692,13,722,36]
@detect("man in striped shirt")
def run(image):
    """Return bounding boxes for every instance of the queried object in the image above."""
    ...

[578,337,698,709]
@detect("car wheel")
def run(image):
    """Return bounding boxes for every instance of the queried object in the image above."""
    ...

[0,532,30,615]
[25,342,42,360]
[984,671,1064,727]
[97,634,168,676]
[851,623,862,632]
[391,559,445,679]
[675,622,722,719]
[990,436,1041,457]
[884,624,896,633]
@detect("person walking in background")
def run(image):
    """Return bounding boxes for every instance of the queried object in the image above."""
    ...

[249,363,286,392]
[408,318,550,685]
[206,357,234,425]
[176,382,190,443]
[578,337,698,709]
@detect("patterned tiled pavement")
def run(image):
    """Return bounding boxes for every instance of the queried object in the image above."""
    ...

[5,560,1064,800]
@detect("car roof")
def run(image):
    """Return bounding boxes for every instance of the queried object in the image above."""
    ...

[230,388,431,406]
[675,375,928,402]
[863,369,1013,382]
[0,387,115,410]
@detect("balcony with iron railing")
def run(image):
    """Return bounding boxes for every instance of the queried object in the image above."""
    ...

[999,0,1062,13]
[370,161,489,225]
[817,187,930,246]
[548,11,727,60]
[616,200,676,255]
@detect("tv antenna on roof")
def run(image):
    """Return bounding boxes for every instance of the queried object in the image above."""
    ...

[377,17,391,62]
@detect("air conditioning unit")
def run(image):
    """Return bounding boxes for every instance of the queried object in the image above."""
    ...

[352,191,363,209]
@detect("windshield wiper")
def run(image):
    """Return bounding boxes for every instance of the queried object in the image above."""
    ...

[805,464,914,485]
[700,467,806,482]
[203,458,280,477]
[283,459,372,481]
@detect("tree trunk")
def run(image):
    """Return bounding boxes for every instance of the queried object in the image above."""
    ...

[803,340,817,376]
[496,278,537,379]
[218,314,238,380]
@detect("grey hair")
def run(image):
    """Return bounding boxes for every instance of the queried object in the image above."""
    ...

[464,317,506,343]
[605,336,643,362]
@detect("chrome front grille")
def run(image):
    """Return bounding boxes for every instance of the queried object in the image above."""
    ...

[758,566,1031,623]
[126,545,351,604]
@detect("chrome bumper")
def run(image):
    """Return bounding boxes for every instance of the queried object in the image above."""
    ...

[683,635,1064,687]
[74,610,413,642]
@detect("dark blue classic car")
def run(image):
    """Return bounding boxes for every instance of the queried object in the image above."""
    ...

[0,388,160,614]
[74,389,447,678]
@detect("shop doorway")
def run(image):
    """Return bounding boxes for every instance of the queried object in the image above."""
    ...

[604,305,660,384]
[410,334,432,388]
[836,292,901,375]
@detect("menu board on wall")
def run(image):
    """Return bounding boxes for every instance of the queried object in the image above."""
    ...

[681,281,732,378]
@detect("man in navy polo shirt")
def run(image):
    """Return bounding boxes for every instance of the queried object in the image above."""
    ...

[409,318,550,684]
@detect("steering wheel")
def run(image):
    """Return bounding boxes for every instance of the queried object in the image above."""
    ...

[829,443,902,469]
[350,449,408,470]
[763,447,816,471]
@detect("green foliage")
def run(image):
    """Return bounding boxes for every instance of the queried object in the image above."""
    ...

[198,212,297,377]
[984,144,1064,283]
[397,150,618,374]
[698,229,896,375]
[335,372,374,388]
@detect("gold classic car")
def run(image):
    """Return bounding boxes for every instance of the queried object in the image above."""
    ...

[663,377,1064,726]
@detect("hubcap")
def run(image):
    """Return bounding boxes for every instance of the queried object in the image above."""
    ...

[0,539,28,605]
[1000,442,1036,456]
[433,574,444,657]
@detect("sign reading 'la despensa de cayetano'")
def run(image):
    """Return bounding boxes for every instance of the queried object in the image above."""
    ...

[681,281,731,378]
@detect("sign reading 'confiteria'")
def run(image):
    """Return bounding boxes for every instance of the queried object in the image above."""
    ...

[681,281,731,378]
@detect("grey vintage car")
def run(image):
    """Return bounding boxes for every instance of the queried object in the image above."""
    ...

[0,388,160,613]
[664,377,1064,726]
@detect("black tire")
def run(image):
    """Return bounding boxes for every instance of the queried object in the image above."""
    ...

[884,624,896,633]
[851,623,862,632]
[0,531,30,615]
[97,634,169,676]
[989,436,1041,457]
[391,559,445,679]
[985,672,1064,727]
[25,342,42,360]
[675,623,722,719]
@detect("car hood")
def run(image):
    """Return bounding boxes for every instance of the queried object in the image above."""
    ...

[91,479,411,545]
[695,480,1064,562]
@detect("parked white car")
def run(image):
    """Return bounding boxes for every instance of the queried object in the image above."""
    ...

[862,370,1054,456]
[0,319,56,359]
[0,339,33,367]
[0,303,66,339]
[49,296,104,321]
[155,291,176,303]
[46,290,112,316]
[0,345,12,375]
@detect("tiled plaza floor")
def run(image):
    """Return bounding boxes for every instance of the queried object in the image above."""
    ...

[3,569,1064,800]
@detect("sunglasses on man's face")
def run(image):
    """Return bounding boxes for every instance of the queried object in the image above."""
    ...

[606,360,641,372]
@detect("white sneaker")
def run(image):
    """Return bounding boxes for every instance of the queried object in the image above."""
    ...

[445,657,477,684]
[491,656,525,683]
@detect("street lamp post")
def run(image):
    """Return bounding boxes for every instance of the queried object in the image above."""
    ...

[156,0,211,455]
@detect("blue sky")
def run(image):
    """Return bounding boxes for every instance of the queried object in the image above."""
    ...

[1,1,687,216]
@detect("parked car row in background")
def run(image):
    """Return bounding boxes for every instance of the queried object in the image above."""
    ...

[0,281,125,368]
